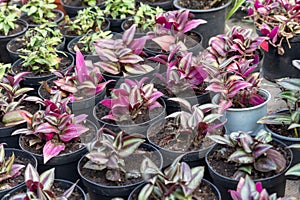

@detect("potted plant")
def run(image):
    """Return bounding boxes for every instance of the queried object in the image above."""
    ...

[150,47,210,113]
[144,9,206,56]
[136,0,173,10]
[0,144,37,199]
[229,175,296,200]
[6,23,65,62]
[173,0,232,47]
[203,26,270,134]
[258,78,300,168]
[0,4,28,63]
[11,46,74,96]
[102,0,136,32]
[206,130,292,199]
[247,0,300,81]
[0,71,37,149]
[2,163,87,199]
[147,97,225,167]
[58,6,109,45]
[129,155,221,199]
[20,0,64,27]
[38,50,112,121]
[93,78,166,135]
[78,127,163,200]
[93,24,158,91]
[67,30,113,57]
[12,92,97,185]
[61,0,105,17]
[121,3,164,32]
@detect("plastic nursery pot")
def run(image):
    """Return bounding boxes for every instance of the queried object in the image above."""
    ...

[261,35,300,82]
[78,143,163,200]
[1,179,87,200]
[205,139,293,200]
[38,76,106,124]
[18,120,97,189]
[20,9,64,28]
[6,36,66,63]
[93,97,166,135]
[11,52,74,96]
[127,178,221,200]
[0,148,37,199]
[0,19,28,63]
[61,0,104,18]
[212,88,271,135]
[106,16,130,33]
[0,123,26,149]
[136,0,173,10]
[173,0,232,48]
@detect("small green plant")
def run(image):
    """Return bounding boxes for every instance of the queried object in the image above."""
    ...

[84,127,145,182]
[0,63,10,80]
[132,3,163,31]
[0,5,21,36]
[138,156,205,200]
[285,144,300,177]
[63,6,105,35]
[20,0,57,24]
[83,0,97,6]
[0,143,25,190]
[103,0,135,19]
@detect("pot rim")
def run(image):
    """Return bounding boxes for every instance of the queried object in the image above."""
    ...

[173,0,232,13]
[0,19,28,40]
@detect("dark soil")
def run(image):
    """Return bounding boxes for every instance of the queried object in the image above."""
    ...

[267,124,297,138]
[79,146,162,186]
[94,103,164,125]
[148,118,224,152]
[138,0,171,4]
[129,180,218,200]
[19,121,96,156]
[68,39,92,56]
[12,55,72,77]
[0,21,25,36]
[0,156,33,191]
[207,142,292,180]
[20,11,61,25]
[62,0,104,6]
[177,0,229,10]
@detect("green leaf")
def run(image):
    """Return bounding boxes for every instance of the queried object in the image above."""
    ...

[226,0,246,20]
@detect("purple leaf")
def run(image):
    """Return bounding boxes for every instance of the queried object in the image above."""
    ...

[59,124,89,142]
[253,144,273,158]
[75,50,89,82]
[43,141,65,163]
[39,168,55,190]
[119,54,144,64]
[152,35,176,52]
[123,24,136,46]
[182,19,207,33]
[34,123,59,135]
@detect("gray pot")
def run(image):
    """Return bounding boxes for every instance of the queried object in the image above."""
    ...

[212,89,271,134]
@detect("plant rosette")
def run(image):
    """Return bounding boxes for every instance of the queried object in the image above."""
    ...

[61,0,105,17]
[136,0,173,10]
[0,145,37,199]
[77,128,163,200]
[206,130,293,199]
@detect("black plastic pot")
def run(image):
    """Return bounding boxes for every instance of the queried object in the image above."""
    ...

[11,52,74,96]
[6,36,66,63]
[61,0,104,18]
[261,35,300,82]
[93,98,166,134]
[136,0,173,10]
[0,123,27,149]
[173,0,232,47]
[20,9,64,28]
[0,19,28,63]
[1,179,87,200]
[205,140,293,199]
[106,17,129,33]
[38,77,106,124]
[0,148,37,199]
[127,178,221,200]
[78,143,163,200]
[19,120,97,189]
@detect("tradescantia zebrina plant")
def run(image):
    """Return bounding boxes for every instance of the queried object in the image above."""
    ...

[0,143,25,190]
[10,163,79,199]
[83,127,145,182]
[209,130,287,180]
[138,155,205,200]
[94,24,154,76]
[12,92,89,164]
[103,0,135,20]
[0,4,21,36]
[100,77,163,122]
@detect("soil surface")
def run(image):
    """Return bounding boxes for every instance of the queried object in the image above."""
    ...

[20,11,61,25]
[267,124,298,138]
[138,0,170,4]
[94,102,164,125]
[12,56,72,77]
[129,180,219,200]
[79,146,162,186]
[176,0,229,10]
[148,118,223,152]
[207,142,292,180]
[0,21,25,36]
[62,0,104,6]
